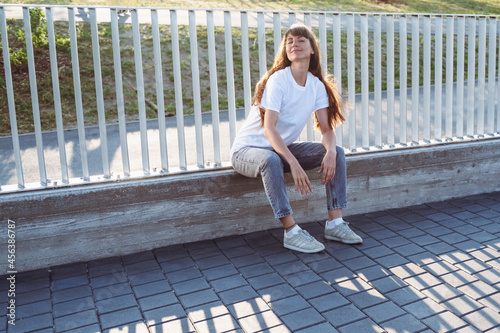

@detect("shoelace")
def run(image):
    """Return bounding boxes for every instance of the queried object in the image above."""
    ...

[296,230,315,243]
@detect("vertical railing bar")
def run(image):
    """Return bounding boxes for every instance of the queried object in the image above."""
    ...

[257,12,267,78]
[89,8,110,178]
[360,14,369,148]
[456,16,466,138]
[170,9,187,169]
[152,9,169,171]
[434,16,443,140]
[498,19,500,133]
[68,7,89,180]
[445,16,454,139]
[241,12,252,118]
[411,15,420,143]
[374,14,382,147]
[477,16,486,136]
[188,10,204,167]
[0,8,24,188]
[399,15,408,144]
[46,7,68,183]
[487,18,497,135]
[207,10,221,165]
[305,12,314,142]
[132,9,150,174]
[333,13,343,147]
[319,13,327,73]
[347,14,356,150]
[23,6,47,185]
[289,12,296,27]
[466,16,476,137]
[273,12,281,56]
[110,8,130,176]
[423,15,431,142]
[224,11,237,146]
[387,15,395,146]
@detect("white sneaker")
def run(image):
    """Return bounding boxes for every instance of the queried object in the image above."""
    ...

[324,221,363,244]
[284,229,325,253]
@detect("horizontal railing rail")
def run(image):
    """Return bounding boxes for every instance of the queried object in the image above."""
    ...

[0,5,499,193]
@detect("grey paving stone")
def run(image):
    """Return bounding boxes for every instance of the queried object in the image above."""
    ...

[386,286,426,306]
[138,291,179,311]
[154,245,189,262]
[455,240,485,253]
[425,242,458,255]
[128,269,166,286]
[347,288,388,309]
[274,261,309,276]
[143,303,187,325]
[230,253,266,268]
[364,301,406,323]
[423,311,469,332]
[422,283,464,303]
[132,279,171,299]
[53,285,91,304]
[258,283,298,302]
[96,293,138,314]
[53,296,95,318]
[469,231,498,243]
[254,242,288,257]
[456,225,483,236]
[219,285,259,305]
[160,257,196,273]
[239,262,275,279]
[54,309,98,332]
[282,270,322,288]
[309,292,350,313]
[187,301,231,323]
[321,267,357,284]
[16,299,52,319]
[297,322,338,333]
[281,308,325,332]
[463,308,500,332]
[265,251,299,266]
[223,246,256,259]
[329,247,364,261]
[459,280,499,300]
[239,310,284,332]
[323,304,366,327]
[88,262,124,278]
[193,313,240,332]
[356,265,392,282]
[248,273,285,290]
[99,307,143,330]
[50,263,87,280]
[335,278,372,296]
[122,250,155,265]
[382,314,428,333]
[296,280,336,300]
[404,272,443,291]
[369,228,399,240]
[474,269,500,286]
[62,324,101,333]
[172,277,211,296]
[407,251,441,266]
[16,277,50,294]
[227,297,270,319]
[210,274,248,293]
[267,294,310,316]
[189,247,223,261]
[370,275,407,293]
[403,298,447,319]
[338,317,384,333]
[342,256,377,271]
[440,270,479,288]
[202,264,239,281]
[442,295,485,316]
[87,256,121,268]
[392,243,426,257]
[423,260,458,276]
[179,289,220,308]
[296,251,332,264]
[10,313,52,332]
[375,253,410,269]
[456,259,492,274]
[427,226,453,237]
[439,232,470,244]
[90,272,128,289]
[51,275,89,292]
[124,259,160,276]
[94,282,134,301]
[215,235,248,250]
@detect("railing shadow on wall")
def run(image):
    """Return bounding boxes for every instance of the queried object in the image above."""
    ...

[0,5,499,194]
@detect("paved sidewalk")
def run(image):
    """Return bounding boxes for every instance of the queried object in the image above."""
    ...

[2,192,500,333]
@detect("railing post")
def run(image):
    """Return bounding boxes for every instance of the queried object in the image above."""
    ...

[0,7,24,188]
[466,16,476,137]
[399,15,408,144]
[477,16,487,136]
[207,10,221,166]
[333,13,343,147]
[434,15,443,141]
[241,11,252,118]
[374,14,382,147]
[360,14,369,148]
[411,14,420,144]
[487,17,497,135]
[456,16,466,138]
[347,14,356,150]
[224,11,237,146]
[423,15,431,142]
[386,15,395,146]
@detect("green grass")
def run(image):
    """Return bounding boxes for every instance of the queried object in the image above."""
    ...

[0,1,499,135]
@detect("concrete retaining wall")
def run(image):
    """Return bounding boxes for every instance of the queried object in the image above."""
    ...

[1,139,499,272]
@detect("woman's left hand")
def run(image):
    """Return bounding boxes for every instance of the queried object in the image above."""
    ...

[318,150,336,184]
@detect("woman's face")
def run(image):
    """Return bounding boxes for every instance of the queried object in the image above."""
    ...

[285,34,314,63]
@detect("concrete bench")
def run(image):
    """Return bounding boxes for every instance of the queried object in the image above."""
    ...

[1,139,499,272]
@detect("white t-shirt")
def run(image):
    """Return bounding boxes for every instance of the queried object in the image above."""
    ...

[230,66,329,157]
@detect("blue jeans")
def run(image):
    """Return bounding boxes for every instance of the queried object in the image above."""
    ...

[231,142,347,219]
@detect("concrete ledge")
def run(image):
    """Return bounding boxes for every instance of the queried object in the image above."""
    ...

[1,139,499,272]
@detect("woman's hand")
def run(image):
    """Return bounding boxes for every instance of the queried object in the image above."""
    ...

[318,149,336,184]
[290,161,313,195]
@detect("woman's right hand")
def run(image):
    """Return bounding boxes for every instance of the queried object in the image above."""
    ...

[290,161,313,195]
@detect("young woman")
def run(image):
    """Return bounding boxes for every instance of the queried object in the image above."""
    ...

[230,24,362,253]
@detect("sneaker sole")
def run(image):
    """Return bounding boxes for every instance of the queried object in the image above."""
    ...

[324,234,363,244]
[284,243,325,253]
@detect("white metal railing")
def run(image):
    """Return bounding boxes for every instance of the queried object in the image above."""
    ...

[1,5,499,193]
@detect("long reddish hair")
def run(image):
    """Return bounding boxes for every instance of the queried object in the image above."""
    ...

[252,24,345,130]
